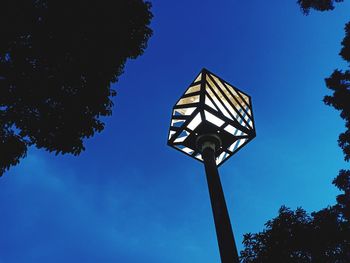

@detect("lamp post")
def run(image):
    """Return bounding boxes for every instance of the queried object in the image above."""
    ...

[167,68,256,263]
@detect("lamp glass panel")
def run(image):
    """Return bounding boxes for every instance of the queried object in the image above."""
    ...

[207,76,248,124]
[244,105,252,118]
[204,110,225,127]
[224,124,247,136]
[221,84,251,122]
[185,84,200,95]
[229,138,248,152]
[174,130,190,143]
[177,95,200,106]
[216,151,230,165]
[209,74,242,108]
[205,95,218,110]
[173,107,196,116]
[206,85,233,121]
[243,105,254,129]
[209,75,253,124]
[238,107,253,129]
[234,112,248,129]
[183,147,194,154]
[195,154,203,161]
[206,83,249,126]
[236,114,251,130]
[175,145,194,154]
[171,119,186,127]
[238,90,250,106]
[229,140,239,152]
[194,73,202,82]
[246,118,254,129]
[187,113,202,130]
[225,82,251,111]
[168,130,176,140]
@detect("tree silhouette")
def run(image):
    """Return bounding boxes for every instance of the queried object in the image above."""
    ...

[324,22,350,162]
[240,175,350,262]
[297,0,344,14]
[240,2,350,262]
[0,0,153,176]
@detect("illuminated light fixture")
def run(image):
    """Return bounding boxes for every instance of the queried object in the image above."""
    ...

[167,68,256,263]
[167,68,256,166]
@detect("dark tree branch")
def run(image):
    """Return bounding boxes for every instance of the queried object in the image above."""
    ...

[0,0,153,176]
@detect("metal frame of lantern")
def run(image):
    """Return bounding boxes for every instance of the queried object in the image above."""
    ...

[167,68,256,165]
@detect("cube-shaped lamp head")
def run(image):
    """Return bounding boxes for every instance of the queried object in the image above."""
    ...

[167,68,256,166]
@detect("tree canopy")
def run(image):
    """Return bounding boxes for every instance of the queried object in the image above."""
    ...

[297,0,344,14]
[0,0,153,175]
[324,22,350,162]
[240,174,350,262]
[240,1,350,262]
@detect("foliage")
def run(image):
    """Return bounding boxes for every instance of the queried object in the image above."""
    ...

[240,172,350,262]
[0,0,153,175]
[241,2,350,262]
[324,22,350,162]
[297,0,344,14]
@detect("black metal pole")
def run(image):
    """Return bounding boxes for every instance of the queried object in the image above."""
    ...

[202,146,240,263]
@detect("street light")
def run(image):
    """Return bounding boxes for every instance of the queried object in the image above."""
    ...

[167,68,256,263]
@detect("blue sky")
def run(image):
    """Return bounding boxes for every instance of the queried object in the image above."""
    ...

[1,1,350,262]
